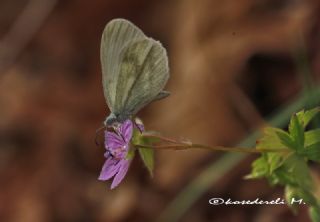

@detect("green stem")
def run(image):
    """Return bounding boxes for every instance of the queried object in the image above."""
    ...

[139,133,291,154]
[142,132,184,144]
[135,142,290,154]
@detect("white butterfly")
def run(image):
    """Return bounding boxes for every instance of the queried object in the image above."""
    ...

[101,19,170,126]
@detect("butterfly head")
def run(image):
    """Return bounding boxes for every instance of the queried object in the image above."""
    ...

[104,113,117,126]
[105,112,131,127]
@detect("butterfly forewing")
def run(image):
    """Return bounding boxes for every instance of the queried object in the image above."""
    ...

[101,19,146,111]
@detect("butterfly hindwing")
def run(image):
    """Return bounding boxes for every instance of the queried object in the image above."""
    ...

[116,38,169,116]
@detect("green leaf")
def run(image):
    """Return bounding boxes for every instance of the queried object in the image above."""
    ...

[256,127,287,149]
[249,108,320,222]
[267,153,284,173]
[250,127,290,180]
[132,128,157,177]
[245,156,268,179]
[288,114,305,151]
[296,107,320,128]
[305,129,320,147]
[275,154,313,190]
[301,142,320,162]
[266,173,281,186]
[138,148,154,177]
[276,130,296,151]
[246,152,288,180]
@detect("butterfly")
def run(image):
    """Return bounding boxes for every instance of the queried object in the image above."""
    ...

[100,19,170,126]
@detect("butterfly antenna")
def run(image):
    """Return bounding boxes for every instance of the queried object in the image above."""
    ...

[95,125,106,146]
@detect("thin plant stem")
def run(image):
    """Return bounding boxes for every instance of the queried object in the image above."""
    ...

[141,133,292,153]
[135,142,290,154]
[142,132,184,144]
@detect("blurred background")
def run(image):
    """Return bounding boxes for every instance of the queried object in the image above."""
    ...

[1,0,320,221]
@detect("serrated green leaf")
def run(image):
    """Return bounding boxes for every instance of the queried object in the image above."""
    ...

[251,127,292,180]
[295,110,305,125]
[267,153,283,173]
[276,130,297,151]
[256,127,287,149]
[297,107,320,128]
[288,114,305,151]
[245,156,268,179]
[301,142,320,163]
[275,154,313,190]
[305,129,320,147]
[272,166,302,187]
[269,154,288,176]
[250,108,320,222]
[138,147,154,177]
[266,173,281,186]
[247,152,288,180]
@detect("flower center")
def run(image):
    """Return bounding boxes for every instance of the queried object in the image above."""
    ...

[110,145,127,159]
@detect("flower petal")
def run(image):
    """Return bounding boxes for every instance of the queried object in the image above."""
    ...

[106,131,125,150]
[110,159,131,189]
[98,157,121,181]
[119,120,133,143]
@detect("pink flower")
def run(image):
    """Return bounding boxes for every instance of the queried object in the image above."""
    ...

[98,120,133,189]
